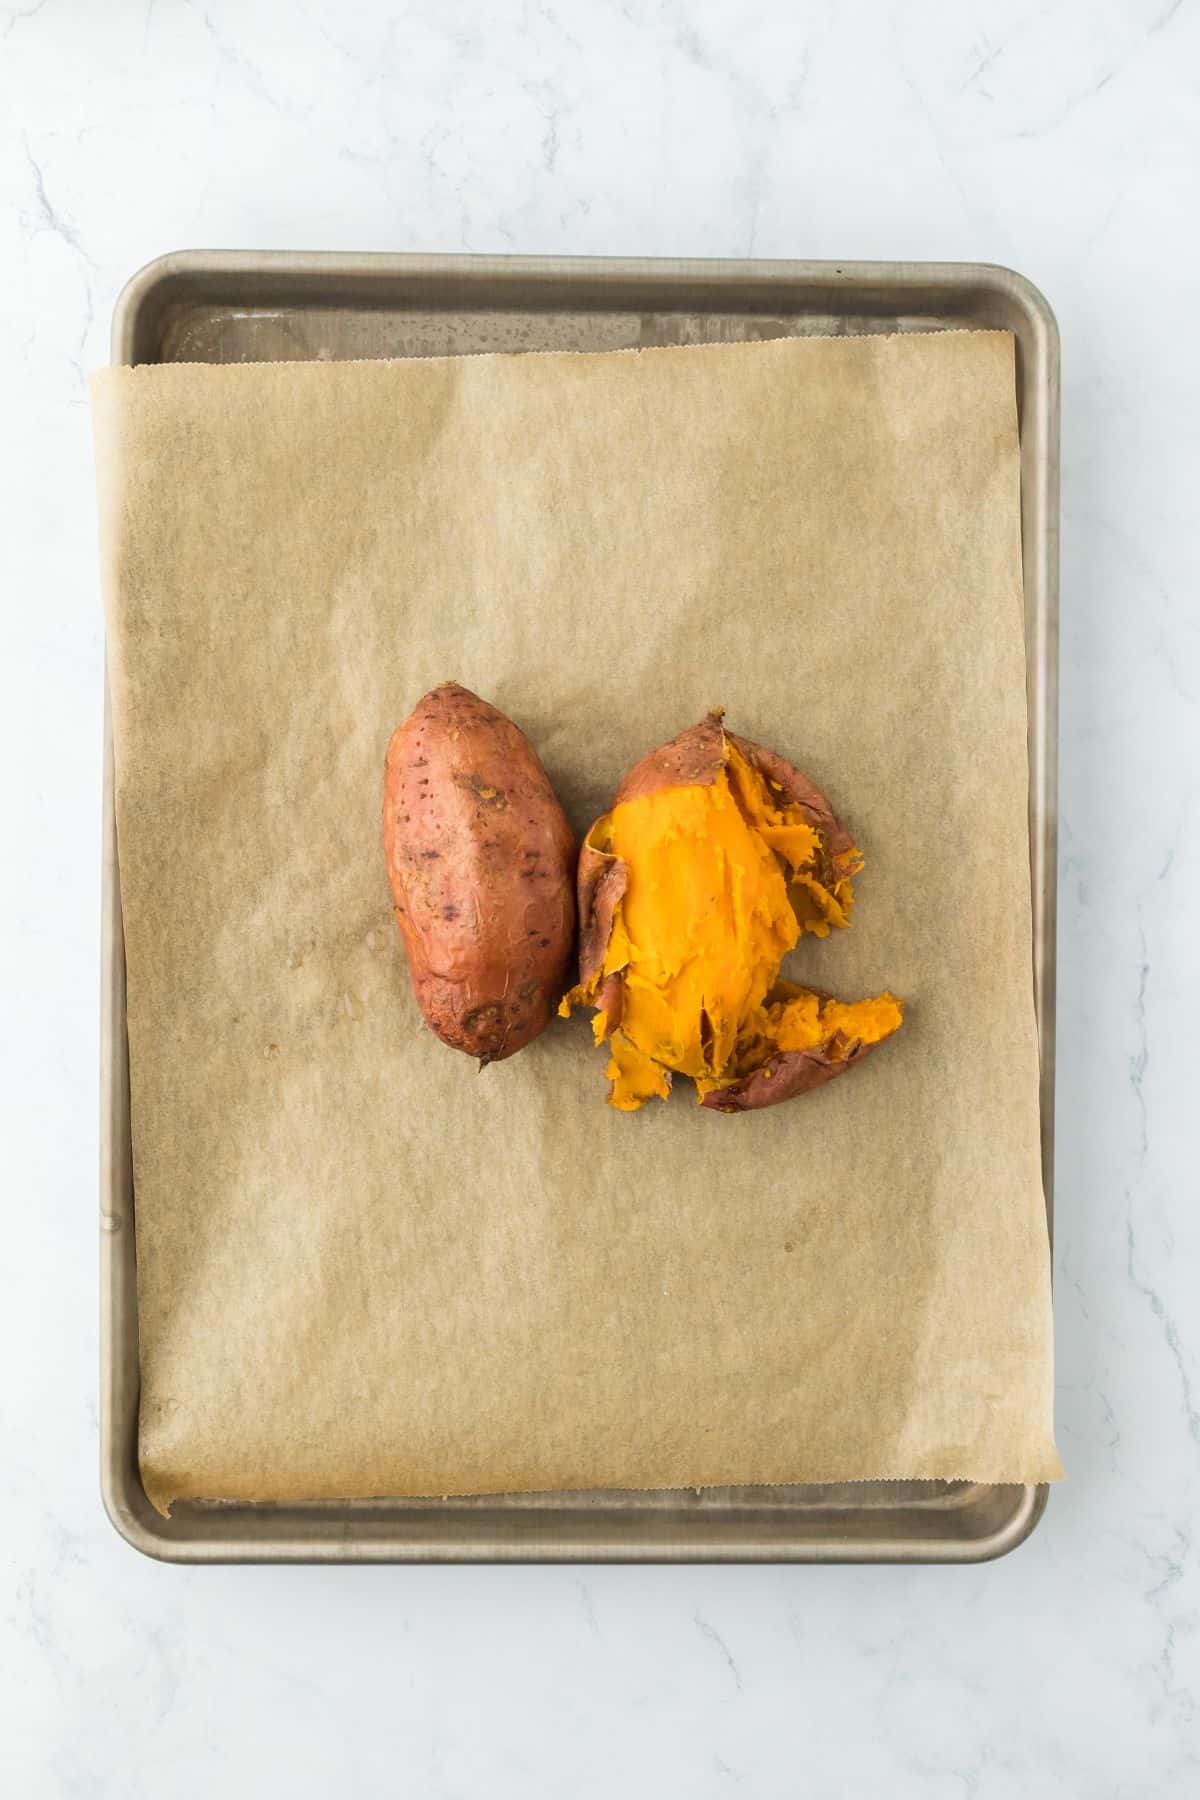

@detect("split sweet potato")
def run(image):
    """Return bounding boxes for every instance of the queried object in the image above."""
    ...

[383,684,576,1064]
[560,710,902,1112]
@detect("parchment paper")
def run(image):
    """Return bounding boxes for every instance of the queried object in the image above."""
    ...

[92,330,1061,1513]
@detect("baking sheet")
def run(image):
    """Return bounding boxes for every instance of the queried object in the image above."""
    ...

[94,314,1060,1520]
[98,253,1061,1562]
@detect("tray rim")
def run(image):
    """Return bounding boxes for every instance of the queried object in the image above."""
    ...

[100,251,1059,1565]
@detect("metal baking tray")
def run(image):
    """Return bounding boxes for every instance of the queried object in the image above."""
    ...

[101,253,1058,1563]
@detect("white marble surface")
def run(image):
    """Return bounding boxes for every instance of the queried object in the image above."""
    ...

[2,0,1198,1792]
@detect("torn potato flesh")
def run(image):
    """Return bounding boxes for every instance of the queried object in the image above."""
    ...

[561,719,900,1112]
[694,982,904,1105]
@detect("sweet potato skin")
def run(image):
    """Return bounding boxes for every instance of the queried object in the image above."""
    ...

[383,684,576,1063]
[614,710,728,807]
[611,713,855,867]
[699,1034,883,1113]
[726,731,857,865]
[575,841,627,989]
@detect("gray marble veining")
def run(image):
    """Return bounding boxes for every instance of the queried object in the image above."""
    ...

[1,0,1197,1792]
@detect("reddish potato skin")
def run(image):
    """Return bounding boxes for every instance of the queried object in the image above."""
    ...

[383,684,576,1064]
[575,843,627,989]
[613,710,727,806]
[610,713,855,866]
[699,1034,884,1113]
[726,731,857,865]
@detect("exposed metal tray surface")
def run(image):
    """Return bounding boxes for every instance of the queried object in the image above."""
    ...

[101,252,1059,1563]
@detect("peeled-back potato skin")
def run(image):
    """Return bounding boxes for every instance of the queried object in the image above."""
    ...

[561,711,902,1112]
[697,985,903,1113]
[384,684,576,1064]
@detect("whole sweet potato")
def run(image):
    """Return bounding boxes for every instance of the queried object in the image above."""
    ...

[383,684,576,1064]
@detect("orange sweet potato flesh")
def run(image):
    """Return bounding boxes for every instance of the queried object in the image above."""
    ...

[384,684,576,1064]
[561,710,902,1112]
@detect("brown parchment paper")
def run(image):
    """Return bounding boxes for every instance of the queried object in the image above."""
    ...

[92,330,1061,1514]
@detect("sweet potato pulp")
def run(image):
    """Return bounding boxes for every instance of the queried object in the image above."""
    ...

[384,684,576,1064]
[560,713,902,1112]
